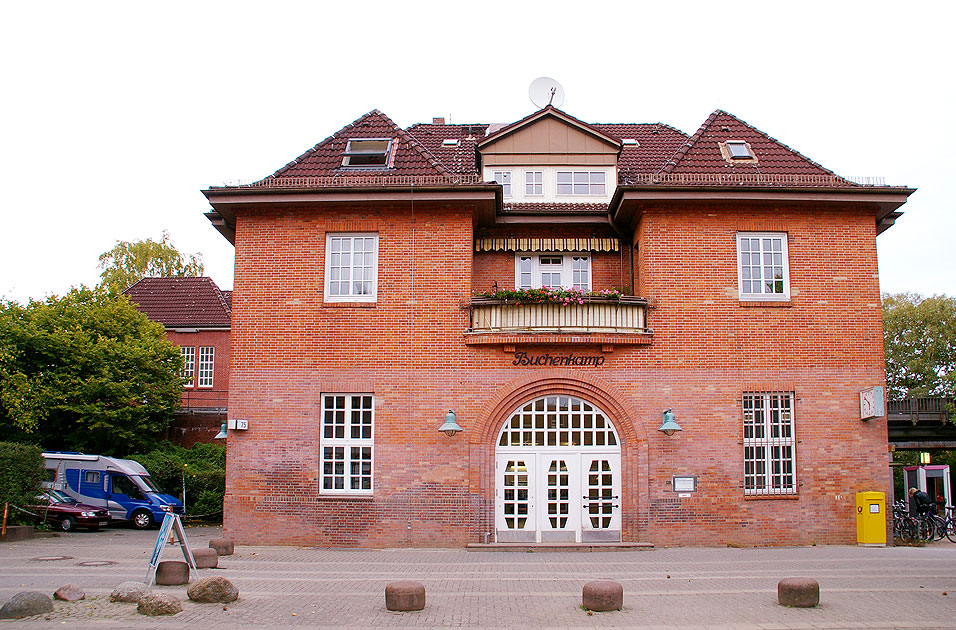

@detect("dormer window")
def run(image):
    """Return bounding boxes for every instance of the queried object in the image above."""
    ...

[342,139,392,167]
[726,141,754,160]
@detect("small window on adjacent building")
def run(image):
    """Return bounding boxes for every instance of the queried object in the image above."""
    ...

[342,139,391,167]
[743,392,796,496]
[556,171,606,196]
[321,394,374,494]
[197,346,214,388]
[726,141,754,159]
[515,253,591,291]
[181,346,195,388]
[442,138,460,147]
[737,233,790,301]
[494,171,512,197]
[525,171,543,196]
[325,233,379,302]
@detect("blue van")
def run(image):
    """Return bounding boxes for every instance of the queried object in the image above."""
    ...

[42,452,184,529]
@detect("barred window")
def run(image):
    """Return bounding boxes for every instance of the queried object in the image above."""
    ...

[197,346,214,388]
[743,392,796,495]
[321,394,373,494]
[181,346,195,388]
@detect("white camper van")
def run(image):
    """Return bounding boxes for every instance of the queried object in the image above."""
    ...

[42,452,185,529]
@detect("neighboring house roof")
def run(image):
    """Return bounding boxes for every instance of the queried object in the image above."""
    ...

[590,123,689,179]
[406,122,488,175]
[124,277,231,328]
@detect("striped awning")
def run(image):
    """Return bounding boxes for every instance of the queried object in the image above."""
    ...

[474,237,620,253]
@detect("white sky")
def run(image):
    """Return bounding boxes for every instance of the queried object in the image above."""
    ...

[2,1,953,303]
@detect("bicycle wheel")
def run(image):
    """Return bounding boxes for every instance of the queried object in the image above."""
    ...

[899,519,917,543]
[930,515,946,541]
[945,518,956,543]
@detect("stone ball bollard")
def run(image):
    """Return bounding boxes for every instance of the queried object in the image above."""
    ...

[155,560,190,586]
[385,581,425,611]
[777,577,820,607]
[192,548,219,569]
[209,538,235,556]
[582,580,623,612]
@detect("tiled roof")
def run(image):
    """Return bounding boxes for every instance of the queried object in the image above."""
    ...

[591,124,689,179]
[658,110,856,186]
[123,277,231,328]
[265,110,450,180]
[502,202,608,214]
[406,123,488,175]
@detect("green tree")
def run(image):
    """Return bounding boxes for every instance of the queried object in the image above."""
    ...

[98,231,204,293]
[0,288,183,454]
[883,292,956,401]
[0,442,45,524]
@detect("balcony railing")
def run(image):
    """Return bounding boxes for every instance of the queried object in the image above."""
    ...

[179,389,228,413]
[468,296,650,335]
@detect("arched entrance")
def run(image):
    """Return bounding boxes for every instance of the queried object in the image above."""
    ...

[494,395,621,543]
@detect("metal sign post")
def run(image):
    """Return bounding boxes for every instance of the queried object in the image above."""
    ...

[145,511,198,585]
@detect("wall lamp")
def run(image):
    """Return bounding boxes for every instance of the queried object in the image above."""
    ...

[658,409,682,436]
[919,451,931,465]
[438,410,463,437]
[214,419,227,440]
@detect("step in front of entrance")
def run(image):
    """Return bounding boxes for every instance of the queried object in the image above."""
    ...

[465,542,654,552]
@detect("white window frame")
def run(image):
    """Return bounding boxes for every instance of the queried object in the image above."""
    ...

[341,138,391,168]
[494,171,512,197]
[726,140,754,159]
[515,253,591,291]
[320,394,374,495]
[197,346,214,388]
[525,171,543,196]
[736,232,790,301]
[742,392,796,496]
[556,171,606,196]
[181,346,195,388]
[325,233,379,303]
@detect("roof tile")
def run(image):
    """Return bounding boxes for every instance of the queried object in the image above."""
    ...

[123,277,231,328]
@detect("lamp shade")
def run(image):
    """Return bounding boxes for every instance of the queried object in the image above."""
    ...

[438,410,463,436]
[214,419,227,440]
[658,409,682,436]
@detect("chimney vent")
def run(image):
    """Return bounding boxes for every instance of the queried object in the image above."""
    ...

[433,117,445,125]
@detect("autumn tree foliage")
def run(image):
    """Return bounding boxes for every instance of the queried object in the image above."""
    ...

[98,231,204,293]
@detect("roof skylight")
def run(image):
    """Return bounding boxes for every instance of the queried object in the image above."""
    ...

[442,138,460,147]
[622,138,639,146]
[726,141,754,159]
[342,139,392,167]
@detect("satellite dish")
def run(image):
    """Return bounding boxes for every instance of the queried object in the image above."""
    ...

[529,77,565,109]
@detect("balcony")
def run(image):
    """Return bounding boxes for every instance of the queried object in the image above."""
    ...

[466,296,652,346]
[179,389,228,414]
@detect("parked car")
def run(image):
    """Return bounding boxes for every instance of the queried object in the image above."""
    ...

[32,489,111,532]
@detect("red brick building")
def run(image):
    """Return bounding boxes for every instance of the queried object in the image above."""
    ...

[124,277,231,447]
[203,106,912,547]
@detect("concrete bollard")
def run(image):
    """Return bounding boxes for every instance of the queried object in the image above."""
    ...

[191,548,219,569]
[209,538,234,556]
[582,580,623,612]
[385,581,425,611]
[778,577,820,607]
[155,561,190,585]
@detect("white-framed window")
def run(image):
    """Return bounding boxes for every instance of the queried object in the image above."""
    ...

[321,394,374,494]
[743,392,796,496]
[737,233,789,300]
[325,233,378,302]
[181,346,195,388]
[494,171,512,197]
[515,253,591,290]
[341,139,391,167]
[525,171,543,196]
[556,171,606,196]
[197,346,214,388]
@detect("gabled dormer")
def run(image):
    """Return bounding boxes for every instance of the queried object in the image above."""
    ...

[477,106,622,205]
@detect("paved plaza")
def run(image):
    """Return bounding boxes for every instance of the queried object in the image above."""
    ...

[1,526,955,629]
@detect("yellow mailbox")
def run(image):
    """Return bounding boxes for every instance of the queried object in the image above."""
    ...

[856,491,886,546]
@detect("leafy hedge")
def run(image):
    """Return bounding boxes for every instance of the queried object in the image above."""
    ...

[126,442,225,522]
[0,441,45,524]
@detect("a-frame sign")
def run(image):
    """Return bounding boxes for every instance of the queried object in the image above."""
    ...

[145,511,199,586]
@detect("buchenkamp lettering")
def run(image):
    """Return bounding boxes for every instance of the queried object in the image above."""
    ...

[512,352,605,367]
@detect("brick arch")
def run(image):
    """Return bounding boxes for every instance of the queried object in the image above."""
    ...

[478,370,645,448]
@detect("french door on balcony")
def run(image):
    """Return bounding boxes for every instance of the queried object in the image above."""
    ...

[494,395,622,543]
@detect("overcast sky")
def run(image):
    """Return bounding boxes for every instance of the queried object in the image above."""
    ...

[2,1,952,303]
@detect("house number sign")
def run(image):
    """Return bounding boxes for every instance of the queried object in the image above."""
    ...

[512,351,605,367]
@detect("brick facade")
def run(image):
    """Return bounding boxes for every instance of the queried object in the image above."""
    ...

[206,107,911,547]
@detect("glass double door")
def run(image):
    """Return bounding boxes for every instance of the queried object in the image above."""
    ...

[495,451,621,543]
